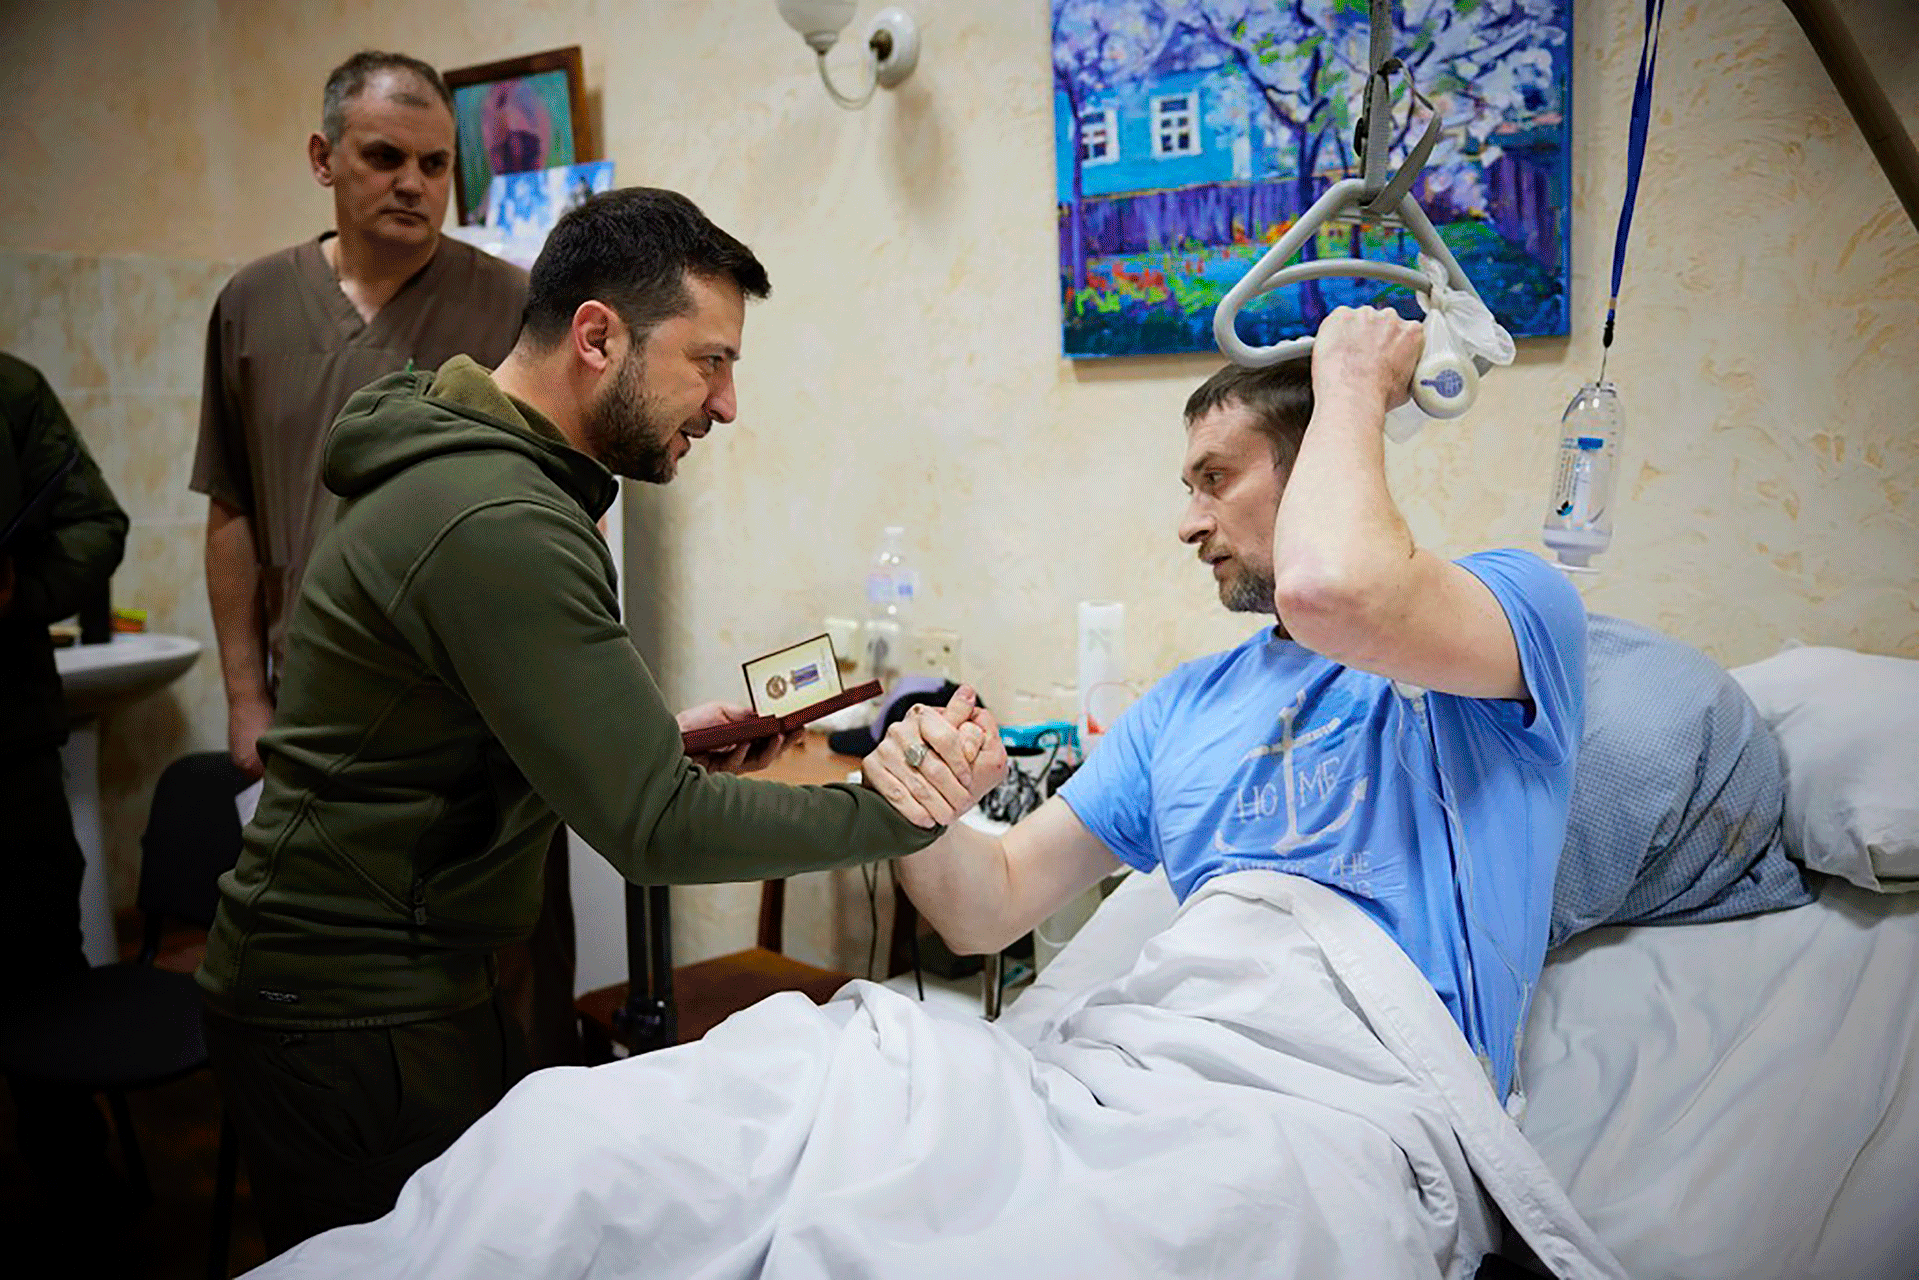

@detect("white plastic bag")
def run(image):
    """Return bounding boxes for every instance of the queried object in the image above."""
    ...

[1384,254,1516,441]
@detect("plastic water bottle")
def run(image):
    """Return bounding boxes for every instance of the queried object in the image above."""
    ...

[863,526,918,686]
[1542,383,1624,571]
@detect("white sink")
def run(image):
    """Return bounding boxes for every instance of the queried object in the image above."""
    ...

[55,631,202,717]
[53,632,206,966]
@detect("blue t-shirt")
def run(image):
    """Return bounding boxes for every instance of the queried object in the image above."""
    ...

[1060,550,1587,1096]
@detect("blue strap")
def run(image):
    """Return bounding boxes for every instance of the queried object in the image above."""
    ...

[1603,0,1666,350]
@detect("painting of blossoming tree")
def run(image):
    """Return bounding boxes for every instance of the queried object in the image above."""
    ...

[1054,0,1572,357]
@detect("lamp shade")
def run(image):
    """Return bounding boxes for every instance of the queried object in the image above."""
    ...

[778,0,858,52]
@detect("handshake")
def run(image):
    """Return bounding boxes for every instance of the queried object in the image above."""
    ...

[675,683,1008,830]
[861,684,1008,829]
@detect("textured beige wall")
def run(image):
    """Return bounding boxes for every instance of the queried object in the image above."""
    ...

[5,0,1915,968]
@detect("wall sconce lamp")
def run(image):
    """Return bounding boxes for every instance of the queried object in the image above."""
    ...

[776,1,921,109]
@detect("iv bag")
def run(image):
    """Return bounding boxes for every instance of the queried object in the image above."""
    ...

[1542,382,1623,571]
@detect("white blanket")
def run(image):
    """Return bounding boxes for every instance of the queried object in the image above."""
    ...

[251,872,1622,1280]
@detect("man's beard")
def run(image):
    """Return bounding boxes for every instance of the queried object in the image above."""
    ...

[583,353,684,484]
[1220,562,1277,614]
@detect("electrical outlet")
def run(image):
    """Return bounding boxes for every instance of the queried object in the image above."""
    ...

[910,628,962,681]
[822,615,864,679]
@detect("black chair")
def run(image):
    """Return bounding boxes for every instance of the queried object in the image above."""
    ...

[0,751,249,1279]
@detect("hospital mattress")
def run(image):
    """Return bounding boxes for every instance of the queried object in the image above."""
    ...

[1516,875,1919,1280]
[1001,870,1919,1280]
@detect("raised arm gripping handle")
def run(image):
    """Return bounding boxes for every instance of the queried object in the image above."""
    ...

[1212,179,1490,418]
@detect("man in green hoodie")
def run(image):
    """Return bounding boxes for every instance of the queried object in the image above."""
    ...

[198,186,1007,1255]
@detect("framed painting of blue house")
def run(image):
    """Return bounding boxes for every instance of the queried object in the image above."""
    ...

[1052,0,1573,359]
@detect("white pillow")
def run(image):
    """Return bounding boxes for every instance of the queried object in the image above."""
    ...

[1729,646,1919,892]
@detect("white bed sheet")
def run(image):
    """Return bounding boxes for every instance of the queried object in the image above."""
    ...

[250,874,1622,1280]
[1001,871,1919,1280]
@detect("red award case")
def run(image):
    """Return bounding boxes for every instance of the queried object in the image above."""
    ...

[679,680,882,756]
[680,633,879,756]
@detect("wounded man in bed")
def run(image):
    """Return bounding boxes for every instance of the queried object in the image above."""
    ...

[250,309,1623,1280]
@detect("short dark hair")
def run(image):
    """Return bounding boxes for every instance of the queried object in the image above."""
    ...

[1183,359,1315,472]
[322,52,453,143]
[519,187,772,349]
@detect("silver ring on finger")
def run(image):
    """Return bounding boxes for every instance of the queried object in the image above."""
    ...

[903,742,928,770]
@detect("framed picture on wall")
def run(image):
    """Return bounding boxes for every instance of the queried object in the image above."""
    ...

[1051,0,1573,358]
[444,45,596,226]
[485,160,618,268]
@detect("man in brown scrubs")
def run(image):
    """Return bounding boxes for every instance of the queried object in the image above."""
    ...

[193,51,525,759]
[191,51,576,1067]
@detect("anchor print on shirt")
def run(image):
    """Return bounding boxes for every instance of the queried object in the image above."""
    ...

[1213,687,1372,888]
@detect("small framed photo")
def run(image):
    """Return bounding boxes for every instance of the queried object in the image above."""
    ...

[443,45,595,227]
[483,160,617,268]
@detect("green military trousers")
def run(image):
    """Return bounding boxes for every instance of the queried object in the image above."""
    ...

[205,995,528,1258]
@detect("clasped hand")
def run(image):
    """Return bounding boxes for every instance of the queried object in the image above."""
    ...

[862,685,1009,829]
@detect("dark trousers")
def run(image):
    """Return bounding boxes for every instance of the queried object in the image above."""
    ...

[495,825,583,1070]
[0,746,115,1209]
[205,996,529,1259]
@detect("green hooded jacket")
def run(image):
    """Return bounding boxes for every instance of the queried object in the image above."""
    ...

[197,356,937,1028]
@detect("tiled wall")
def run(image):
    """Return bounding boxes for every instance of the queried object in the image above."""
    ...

[0,251,236,907]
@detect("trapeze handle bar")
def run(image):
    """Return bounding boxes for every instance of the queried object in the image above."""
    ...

[1213,177,1491,378]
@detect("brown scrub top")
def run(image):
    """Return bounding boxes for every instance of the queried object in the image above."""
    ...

[190,232,526,675]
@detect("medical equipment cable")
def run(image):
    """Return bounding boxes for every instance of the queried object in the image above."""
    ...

[1597,0,1667,386]
[862,860,880,980]
[1392,686,1533,1104]
[890,860,925,1000]
[980,736,1063,825]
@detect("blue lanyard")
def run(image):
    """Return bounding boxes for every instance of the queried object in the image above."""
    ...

[1603,0,1666,359]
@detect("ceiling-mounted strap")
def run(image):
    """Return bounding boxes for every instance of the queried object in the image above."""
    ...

[1360,61,1442,219]
[1357,0,1395,202]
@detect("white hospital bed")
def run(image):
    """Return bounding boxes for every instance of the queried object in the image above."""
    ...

[257,861,1914,1280]
[248,646,1914,1280]
[1000,866,1919,1280]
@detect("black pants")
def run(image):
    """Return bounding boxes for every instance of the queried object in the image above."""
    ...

[205,997,529,1259]
[0,746,115,1210]
[496,825,583,1070]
